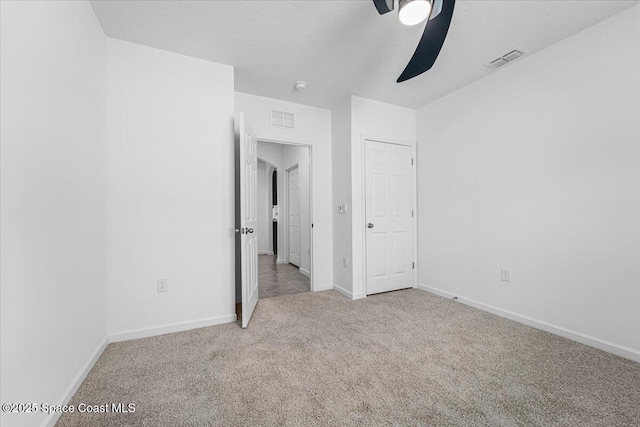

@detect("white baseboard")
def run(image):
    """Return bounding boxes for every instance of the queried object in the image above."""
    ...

[276,258,287,264]
[333,284,353,299]
[109,314,237,343]
[333,284,366,300]
[41,336,109,427]
[416,283,453,298]
[314,283,333,292]
[299,268,311,277]
[258,250,274,255]
[417,283,640,363]
[40,313,238,426]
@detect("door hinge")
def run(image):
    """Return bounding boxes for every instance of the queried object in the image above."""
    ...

[411,158,414,166]
[412,262,415,269]
[412,210,414,218]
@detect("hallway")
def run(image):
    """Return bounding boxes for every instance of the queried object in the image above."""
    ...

[258,255,310,299]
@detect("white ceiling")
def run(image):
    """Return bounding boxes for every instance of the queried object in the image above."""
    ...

[91,0,639,110]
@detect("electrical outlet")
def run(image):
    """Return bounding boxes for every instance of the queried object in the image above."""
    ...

[501,269,510,283]
[342,257,348,268]
[157,278,168,293]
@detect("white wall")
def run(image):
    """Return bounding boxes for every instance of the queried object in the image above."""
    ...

[331,97,353,293]
[258,141,285,172]
[417,6,640,359]
[0,2,108,426]
[236,93,333,290]
[350,96,416,298]
[107,38,236,338]
[283,145,312,275]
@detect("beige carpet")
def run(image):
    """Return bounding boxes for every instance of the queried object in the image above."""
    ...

[56,289,640,427]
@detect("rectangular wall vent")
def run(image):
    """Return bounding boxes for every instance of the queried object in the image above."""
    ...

[271,109,294,129]
[282,112,294,129]
[485,48,528,69]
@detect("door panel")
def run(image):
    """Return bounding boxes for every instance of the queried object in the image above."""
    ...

[393,176,407,217]
[372,174,387,217]
[365,140,414,295]
[373,232,387,277]
[238,113,258,328]
[288,167,301,267]
[393,231,407,275]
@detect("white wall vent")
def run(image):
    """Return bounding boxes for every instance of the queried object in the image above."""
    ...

[271,109,294,129]
[485,48,528,69]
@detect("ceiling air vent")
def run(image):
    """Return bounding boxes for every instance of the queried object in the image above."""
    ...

[271,109,294,129]
[485,48,528,69]
[489,58,509,68]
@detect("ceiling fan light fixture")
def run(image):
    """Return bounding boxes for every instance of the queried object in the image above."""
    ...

[398,0,432,26]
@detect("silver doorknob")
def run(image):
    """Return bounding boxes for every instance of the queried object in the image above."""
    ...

[367,223,374,229]
[247,228,254,234]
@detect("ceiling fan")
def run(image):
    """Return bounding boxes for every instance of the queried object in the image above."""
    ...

[373,0,456,82]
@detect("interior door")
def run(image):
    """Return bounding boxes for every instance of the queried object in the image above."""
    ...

[365,140,414,295]
[288,166,301,267]
[238,113,258,328]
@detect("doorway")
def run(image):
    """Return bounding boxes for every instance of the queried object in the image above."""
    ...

[237,114,315,327]
[256,141,312,299]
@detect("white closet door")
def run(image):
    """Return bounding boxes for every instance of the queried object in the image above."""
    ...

[365,140,414,295]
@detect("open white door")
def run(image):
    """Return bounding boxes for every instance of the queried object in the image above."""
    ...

[239,113,258,328]
[288,166,301,267]
[365,140,414,295]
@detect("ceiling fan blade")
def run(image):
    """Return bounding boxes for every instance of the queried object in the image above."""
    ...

[397,0,456,82]
[373,0,394,15]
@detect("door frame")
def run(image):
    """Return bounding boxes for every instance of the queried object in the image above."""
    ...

[360,135,418,296]
[284,162,300,268]
[256,137,316,291]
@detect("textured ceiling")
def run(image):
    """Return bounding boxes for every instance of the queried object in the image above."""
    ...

[91,0,639,109]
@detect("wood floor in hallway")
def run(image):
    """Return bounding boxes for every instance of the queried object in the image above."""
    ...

[258,255,310,299]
